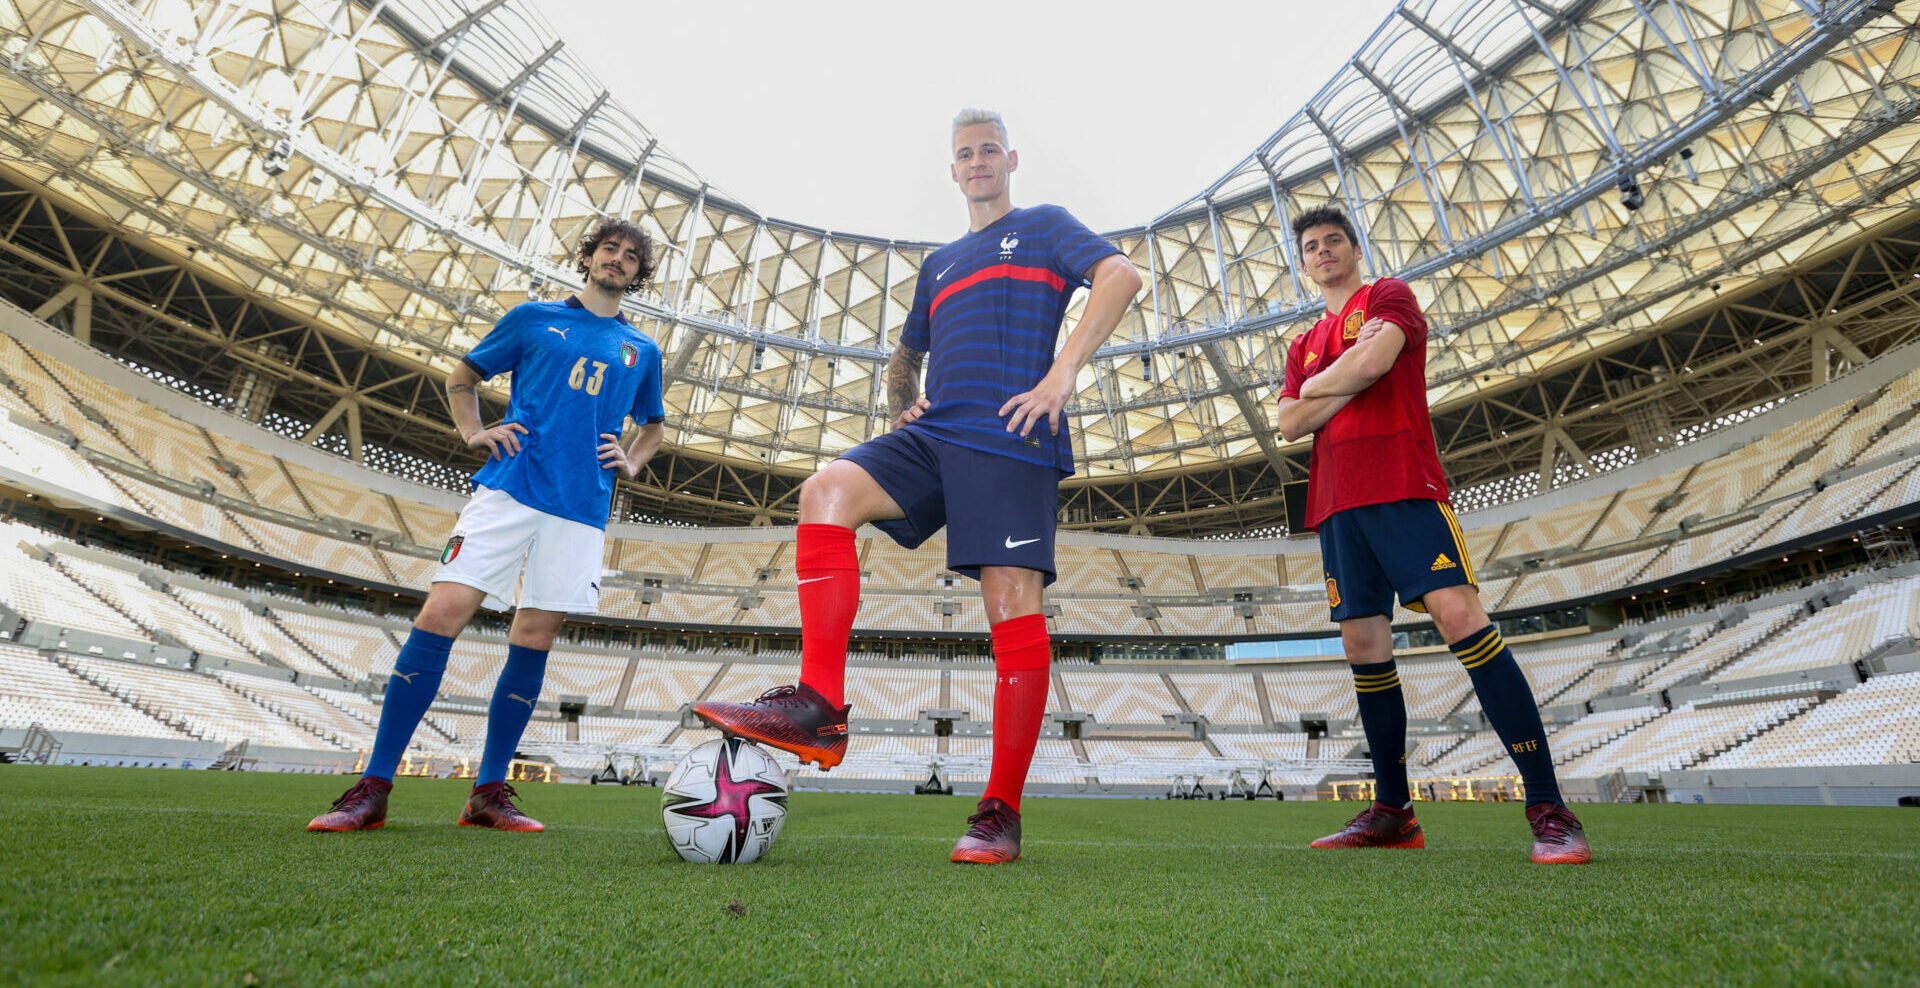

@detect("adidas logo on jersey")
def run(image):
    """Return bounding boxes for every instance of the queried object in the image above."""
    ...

[1431,552,1458,571]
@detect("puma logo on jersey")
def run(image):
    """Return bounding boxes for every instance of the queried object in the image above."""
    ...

[1431,553,1458,571]
[547,326,569,339]
[508,693,536,709]
[392,670,418,684]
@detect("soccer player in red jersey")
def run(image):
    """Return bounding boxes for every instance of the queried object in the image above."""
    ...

[1277,206,1590,864]
[694,109,1142,863]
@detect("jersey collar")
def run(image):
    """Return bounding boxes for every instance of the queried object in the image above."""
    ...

[564,295,633,325]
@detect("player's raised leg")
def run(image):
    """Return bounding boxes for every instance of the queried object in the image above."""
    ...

[1424,583,1590,864]
[691,458,904,769]
[308,582,481,831]
[952,566,1050,864]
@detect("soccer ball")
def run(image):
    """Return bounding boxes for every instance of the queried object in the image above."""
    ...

[661,737,790,864]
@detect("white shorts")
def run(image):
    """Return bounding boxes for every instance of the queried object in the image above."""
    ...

[431,486,605,614]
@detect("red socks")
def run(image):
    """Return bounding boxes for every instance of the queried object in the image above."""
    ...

[984,613,1052,812]
[795,524,859,708]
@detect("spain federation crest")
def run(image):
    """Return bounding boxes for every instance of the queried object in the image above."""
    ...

[620,342,640,368]
[441,535,464,565]
[1342,309,1366,340]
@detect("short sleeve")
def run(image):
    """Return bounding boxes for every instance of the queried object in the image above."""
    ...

[1045,206,1122,284]
[463,304,531,379]
[1280,333,1308,400]
[900,267,933,353]
[1368,279,1428,348]
[631,341,665,425]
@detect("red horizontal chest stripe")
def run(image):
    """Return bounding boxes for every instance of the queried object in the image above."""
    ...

[929,263,1067,317]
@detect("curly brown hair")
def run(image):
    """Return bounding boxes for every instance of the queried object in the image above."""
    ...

[575,217,657,295]
[1290,205,1358,251]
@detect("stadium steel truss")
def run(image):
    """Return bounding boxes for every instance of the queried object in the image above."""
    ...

[0,0,1917,535]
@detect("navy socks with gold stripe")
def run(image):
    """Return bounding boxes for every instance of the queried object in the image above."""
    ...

[1451,624,1561,806]
[1350,660,1410,807]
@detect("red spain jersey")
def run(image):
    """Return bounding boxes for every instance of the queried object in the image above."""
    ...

[1280,278,1450,530]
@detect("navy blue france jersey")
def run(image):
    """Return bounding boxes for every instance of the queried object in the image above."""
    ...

[901,204,1120,475]
[462,296,665,529]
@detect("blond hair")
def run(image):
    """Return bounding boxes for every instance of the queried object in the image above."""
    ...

[951,108,1008,146]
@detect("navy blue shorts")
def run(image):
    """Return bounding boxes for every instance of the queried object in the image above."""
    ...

[839,427,1060,586]
[1319,499,1476,622]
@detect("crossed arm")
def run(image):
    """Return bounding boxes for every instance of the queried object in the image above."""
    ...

[1274,319,1406,442]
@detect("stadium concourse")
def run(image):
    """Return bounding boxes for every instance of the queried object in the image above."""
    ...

[3,311,1920,804]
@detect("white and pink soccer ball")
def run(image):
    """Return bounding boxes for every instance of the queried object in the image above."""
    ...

[660,737,790,864]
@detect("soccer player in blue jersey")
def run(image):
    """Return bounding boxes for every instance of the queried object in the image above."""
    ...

[309,218,666,832]
[696,109,1142,863]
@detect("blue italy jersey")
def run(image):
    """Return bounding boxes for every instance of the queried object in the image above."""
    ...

[461,296,665,529]
[900,204,1121,474]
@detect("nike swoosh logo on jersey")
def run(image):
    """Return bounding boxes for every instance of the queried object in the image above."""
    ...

[1005,537,1040,549]
[936,262,956,280]
[796,576,834,585]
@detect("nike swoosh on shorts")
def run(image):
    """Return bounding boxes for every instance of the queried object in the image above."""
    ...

[1004,537,1040,549]
[795,576,834,585]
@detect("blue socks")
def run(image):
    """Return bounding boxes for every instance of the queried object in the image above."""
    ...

[476,643,548,786]
[364,627,453,781]
[1452,624,1561,806]
[1349,660,1411,807]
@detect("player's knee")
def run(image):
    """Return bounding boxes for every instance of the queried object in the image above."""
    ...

[1422,586,1487,641]
[799,463,876,525]
[1339,619,1392,662]
[416,585,479,636]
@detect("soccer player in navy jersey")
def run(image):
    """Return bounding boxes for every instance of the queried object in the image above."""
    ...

[1276,205,1589,863]
[308,218,666,833]
[694,109,1142,863]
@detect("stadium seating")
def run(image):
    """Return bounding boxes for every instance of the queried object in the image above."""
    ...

[1555,698,1814,776]
[1700,672,1920,768]
[62,656,335,749]
[0,644,182,738]
[7,324,1920,796]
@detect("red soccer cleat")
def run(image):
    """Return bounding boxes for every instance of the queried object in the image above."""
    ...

[1310,802,1426,849]
[950,797,1022,864]
[458,782,545,832]
[692,683,850,770]
[307,776,392,832]
[1525,802,1591,864]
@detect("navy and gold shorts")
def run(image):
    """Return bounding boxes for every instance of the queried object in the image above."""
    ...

[1319,498,1476,622]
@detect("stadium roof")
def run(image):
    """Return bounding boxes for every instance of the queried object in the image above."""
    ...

[0,0,1916,520]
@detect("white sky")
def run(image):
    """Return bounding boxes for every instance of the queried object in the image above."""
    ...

[543,0,1400,242]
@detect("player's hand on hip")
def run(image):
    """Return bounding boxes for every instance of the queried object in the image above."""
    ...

[467,422,527,460]
[890,396,930,432]
[999,368,1075,438]
[598,433,638,479]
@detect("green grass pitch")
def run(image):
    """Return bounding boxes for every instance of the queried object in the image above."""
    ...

[2,768,1916,986]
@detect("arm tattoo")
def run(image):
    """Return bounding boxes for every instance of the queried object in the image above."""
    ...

[446,383,476,396]
[885,345,925,419]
